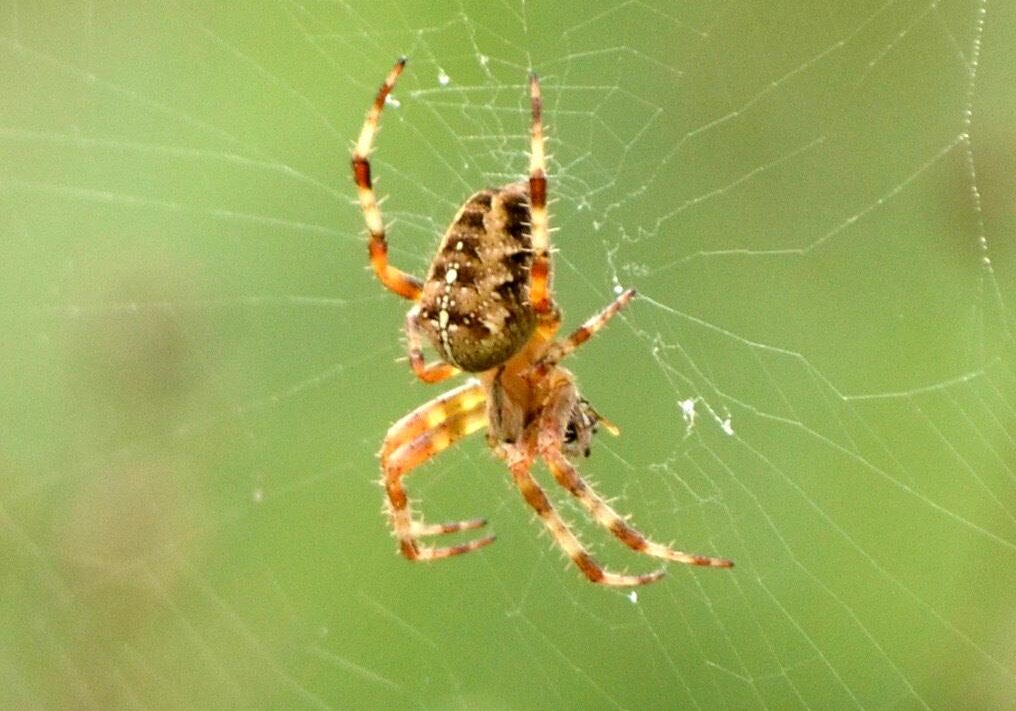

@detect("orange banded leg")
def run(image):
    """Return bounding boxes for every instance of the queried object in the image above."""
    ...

[533,289,637,378]
[380,380,484,462]
[527,72,553,315]
[536,371,732,569]
[509,456,664,587]
[351,57,423,301]
[405,306,458,384]
[544,449,733,568]
[382,397,494,560]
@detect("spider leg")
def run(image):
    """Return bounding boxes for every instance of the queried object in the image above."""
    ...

[526,72,553,317]
[532,288,636,378]
[351,57,424,301]
[537,374,734,569]
[381,380,484,462]
[544,449,733,568]
[382,383,495,560]
[405,306,459,384]
[508,453,664,586]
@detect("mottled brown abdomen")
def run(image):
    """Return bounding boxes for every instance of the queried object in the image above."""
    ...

[417,182,537,372]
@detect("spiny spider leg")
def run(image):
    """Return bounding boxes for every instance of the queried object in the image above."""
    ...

[526,72,553,316]
[545,450,733,568]
[382,386,494,559]
[508,453,665,586]
[380,380,484,462]
[532,288,637,378]
[537,373,733,569]
[352,57,423,301]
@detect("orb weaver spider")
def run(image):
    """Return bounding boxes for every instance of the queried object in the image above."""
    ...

[352,58,733,586]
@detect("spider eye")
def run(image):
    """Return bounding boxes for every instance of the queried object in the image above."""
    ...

[564,422,579,444]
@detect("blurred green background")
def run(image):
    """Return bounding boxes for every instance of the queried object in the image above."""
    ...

[1,1,1013,709]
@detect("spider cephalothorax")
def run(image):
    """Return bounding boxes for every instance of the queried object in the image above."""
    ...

[352,58,733,586]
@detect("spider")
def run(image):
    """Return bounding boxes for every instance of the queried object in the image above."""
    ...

[351,58,733,586]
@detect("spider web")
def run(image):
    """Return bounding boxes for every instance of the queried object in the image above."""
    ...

[1,1,1013,709]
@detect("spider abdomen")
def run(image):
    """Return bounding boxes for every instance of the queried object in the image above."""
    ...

[417,182,537,372]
